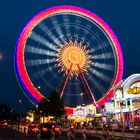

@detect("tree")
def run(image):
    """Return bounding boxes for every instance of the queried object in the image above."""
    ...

[47,90,65,118]
[37,90,65,119]
[37,98,49,122]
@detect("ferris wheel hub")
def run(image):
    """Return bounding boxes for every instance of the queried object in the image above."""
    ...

[57,40,91,76]
[69,49,82,64]
[64,46,85,66]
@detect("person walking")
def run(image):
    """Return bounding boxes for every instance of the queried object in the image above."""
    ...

[82,128,86,140]
[51,128,55,140]
[67,127,75,140]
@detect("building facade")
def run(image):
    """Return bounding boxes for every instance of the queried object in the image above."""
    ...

[105,74,140,127]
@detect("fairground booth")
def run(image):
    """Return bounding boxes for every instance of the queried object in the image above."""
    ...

[66,105,97,123]
[105,74,140,127]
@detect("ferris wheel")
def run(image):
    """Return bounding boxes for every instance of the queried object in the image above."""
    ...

[15,6,123,107]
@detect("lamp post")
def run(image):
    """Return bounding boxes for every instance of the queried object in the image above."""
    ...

[36,104,40,124]
[80,93,84,105]
[19,100,22,121]
[18,100,22,131]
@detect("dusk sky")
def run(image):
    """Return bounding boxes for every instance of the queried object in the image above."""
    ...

[0,0,140,112]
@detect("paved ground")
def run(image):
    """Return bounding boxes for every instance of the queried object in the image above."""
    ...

[0,127,31,140]
[0,128,101,140]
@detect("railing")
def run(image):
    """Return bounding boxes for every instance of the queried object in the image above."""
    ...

[61,127,140,139]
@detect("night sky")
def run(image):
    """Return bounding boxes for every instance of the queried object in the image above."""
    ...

[0,0,140,112]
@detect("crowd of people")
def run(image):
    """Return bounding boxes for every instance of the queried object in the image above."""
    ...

[67,126,87,140]
[49,125,87,140]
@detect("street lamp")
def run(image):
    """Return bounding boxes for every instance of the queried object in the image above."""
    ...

[0,53,2,60]
[18,100,22,131]
[37,86,41,89]
[0,53,4,62]
[80,93,84,105]
[35,104,40,124]
[19,100,22,104]
[18,100,22,121]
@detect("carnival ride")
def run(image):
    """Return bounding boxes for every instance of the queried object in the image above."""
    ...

[15,6,123,108]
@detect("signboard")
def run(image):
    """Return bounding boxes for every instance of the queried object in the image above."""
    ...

[86,105,96,115]
[128,81,140,94]
[74,106,86,117]
[105,102,114,114]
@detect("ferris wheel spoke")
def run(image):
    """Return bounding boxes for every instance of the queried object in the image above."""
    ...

[47,31,63,47]
[80,28,98,46]
[80,29,89,43]
[30,66,56,80]
[41,72,61,89]
[90,52,114,60]
[38,22,63,47]
[74,17,83,36]
[62,15,71,35]
[63,95,71,106]
[50,17,65,43]
[63,24,89,43]
[29,31,59,52]
[55,27,65,42]
[90,41,110,53]
[25,45,59,57]
[73,79,81,95]
[44,79,55,89]
[88,68,112,83]
[85,72,106,95]
[64,25,71,37]
[71,22,95,44]
[25,58,56,67]
[90,62,115,71]
[75,85,80,96]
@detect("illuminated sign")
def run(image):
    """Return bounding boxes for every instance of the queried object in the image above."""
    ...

[86,106,96,115]
[128,81,140,94]
[74,106,86,116]
[105,102,114,113]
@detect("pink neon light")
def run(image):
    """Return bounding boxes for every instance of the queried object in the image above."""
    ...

[16,6,124,107]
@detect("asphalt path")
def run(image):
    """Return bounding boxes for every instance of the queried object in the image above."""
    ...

[0,127,31,140]
[0,128,101,140]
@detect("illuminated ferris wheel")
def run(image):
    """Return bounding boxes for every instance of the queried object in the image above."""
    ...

[15,6,123,107]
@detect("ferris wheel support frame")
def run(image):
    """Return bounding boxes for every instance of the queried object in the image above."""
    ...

[60,63,73,98]
[60,63,97,108]
[77,64,97,108]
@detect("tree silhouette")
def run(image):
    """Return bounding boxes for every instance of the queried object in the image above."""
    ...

[37,98,49,119]
[38,90,65,120]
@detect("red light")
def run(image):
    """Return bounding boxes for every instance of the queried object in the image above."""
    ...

[55,127,60,132]
[42,128,48,131]
[33,128,38,131]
